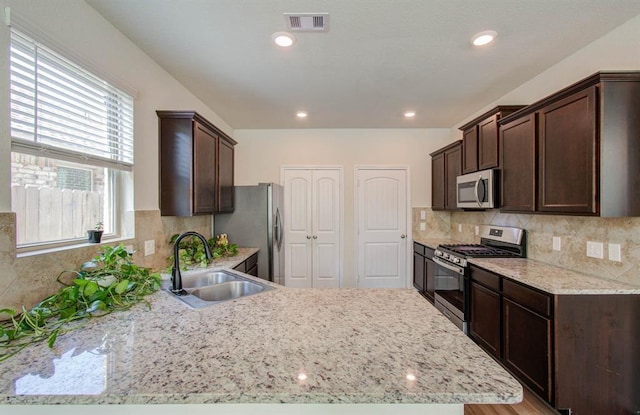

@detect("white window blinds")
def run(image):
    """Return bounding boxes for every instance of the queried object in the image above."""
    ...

[10,29,134,171]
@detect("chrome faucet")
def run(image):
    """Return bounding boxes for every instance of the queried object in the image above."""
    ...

[171,231,212,295]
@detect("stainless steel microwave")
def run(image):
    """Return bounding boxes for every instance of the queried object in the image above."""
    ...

[456,169,497,209]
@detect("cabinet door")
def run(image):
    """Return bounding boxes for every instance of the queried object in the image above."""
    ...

[445,144,462,209]
[431,152,445,210]
[538,86,598,214]
[462,127,478,174]
[500,114,537,212]
[503,298,553,403]
[193,121,217,214]
[413,251,425,292]
[469,281,502,358]
[424,256,435,303]
[478,115,500,170]
[217,137,235,212]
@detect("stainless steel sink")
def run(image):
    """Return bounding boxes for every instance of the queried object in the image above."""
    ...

[163,269,273,309]
[191,280,265,302]
[182,271,236,289]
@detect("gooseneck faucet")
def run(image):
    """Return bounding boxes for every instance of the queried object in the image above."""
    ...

[171,231,212,295]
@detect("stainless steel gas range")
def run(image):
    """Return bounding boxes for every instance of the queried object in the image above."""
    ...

[432,225,526,333]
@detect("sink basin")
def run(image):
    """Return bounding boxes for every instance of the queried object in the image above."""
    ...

[163,269,274,309]
[191,280,265,302]
[182,271,236,289]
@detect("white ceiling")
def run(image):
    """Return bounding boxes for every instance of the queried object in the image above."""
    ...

[85,0,640,129]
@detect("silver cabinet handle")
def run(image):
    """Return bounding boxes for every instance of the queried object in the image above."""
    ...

[313,235,318,239]
[306,235,311,239]
[401,234,406,239]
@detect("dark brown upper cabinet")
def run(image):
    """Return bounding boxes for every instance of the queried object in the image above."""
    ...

[430,140,462,211]
[157,111,237,216]
[500,113,537,212]
[459,106,525,174]
[499,71,640,217]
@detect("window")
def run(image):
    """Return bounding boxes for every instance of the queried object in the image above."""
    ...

[9,29,134,248]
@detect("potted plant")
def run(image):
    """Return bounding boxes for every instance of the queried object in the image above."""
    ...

[87,222,104,243]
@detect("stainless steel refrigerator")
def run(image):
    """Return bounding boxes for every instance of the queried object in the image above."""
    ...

[213,183,284,284]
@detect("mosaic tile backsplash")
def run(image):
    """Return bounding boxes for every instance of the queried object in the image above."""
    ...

[412,207,640,287]
[0,211,212,311]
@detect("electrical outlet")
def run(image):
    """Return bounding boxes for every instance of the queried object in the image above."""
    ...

[474,226,479,235]
[608,243,622,262]
[586,241,603,259]
[458,224,462,232]
[419,222,426,231]
[144,240,155,256]
[552,236,561,251]
[420,210,426,220]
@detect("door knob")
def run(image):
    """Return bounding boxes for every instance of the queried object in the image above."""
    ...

[401,234,406,239]
[313,235,318,239]
[306,235,311,239]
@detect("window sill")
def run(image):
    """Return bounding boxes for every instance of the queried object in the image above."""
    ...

[16,237,135,259]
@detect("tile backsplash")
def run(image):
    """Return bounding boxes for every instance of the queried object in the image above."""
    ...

[0,210,211,311]
[413,207,640,287]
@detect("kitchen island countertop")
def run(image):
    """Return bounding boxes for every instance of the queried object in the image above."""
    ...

[0,263,521,408]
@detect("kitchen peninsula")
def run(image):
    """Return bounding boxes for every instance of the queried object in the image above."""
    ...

[0,254,522,415]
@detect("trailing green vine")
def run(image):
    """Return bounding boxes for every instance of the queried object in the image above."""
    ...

[167,233,238,270]
[0,244,161,362]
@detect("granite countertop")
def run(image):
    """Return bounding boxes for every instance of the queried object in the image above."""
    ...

[412,237,461,250]
[0,259,522,406]
[469,258,640,295]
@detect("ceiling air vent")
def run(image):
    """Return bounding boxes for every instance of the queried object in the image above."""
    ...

[284,13,329,32]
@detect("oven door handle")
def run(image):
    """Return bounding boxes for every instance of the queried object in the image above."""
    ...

[433,257,464,275]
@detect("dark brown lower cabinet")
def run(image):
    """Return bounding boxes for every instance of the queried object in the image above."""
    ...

[503,297,552,403]
[424,256,435,302]
[469,281,502,359]
[413,242,435,303]
[234,252,258,277]
[468,264,640,415]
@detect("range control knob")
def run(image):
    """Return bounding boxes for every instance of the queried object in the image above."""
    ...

[452,257,460,264]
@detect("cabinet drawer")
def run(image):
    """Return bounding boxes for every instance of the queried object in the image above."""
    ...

[245,253,258,270]
[470,266,501,291]
[503,279,552,317]
[413,242,426,256]
[425,246,435,259]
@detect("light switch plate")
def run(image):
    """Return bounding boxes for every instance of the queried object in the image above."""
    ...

[474,226,479,235]
[144,240,155,256]
[552,236,561,251]
[586,241,603,259]
[420,210,426,220]
[419,222,426,231]
[608,243,622,262]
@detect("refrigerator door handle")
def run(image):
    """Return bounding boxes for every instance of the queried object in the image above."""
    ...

[275,208,283,250]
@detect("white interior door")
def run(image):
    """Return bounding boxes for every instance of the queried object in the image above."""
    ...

[311,170,341,288]
[283,170,313,288]
[283,168,342,288]
[356,168,409,288]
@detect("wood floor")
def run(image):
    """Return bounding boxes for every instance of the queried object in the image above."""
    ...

[465,387,559,415]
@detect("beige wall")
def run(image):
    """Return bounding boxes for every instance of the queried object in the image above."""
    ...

[233,128,453,286]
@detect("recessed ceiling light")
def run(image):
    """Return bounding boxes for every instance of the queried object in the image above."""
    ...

[296,111,308,118]
[404,111,416,118]
[272,31,296,47]
[470,30,497,46]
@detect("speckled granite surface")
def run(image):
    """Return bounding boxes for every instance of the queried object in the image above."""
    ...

[0,270,522,405]
[414,237,640,294]
[469,258,640,295]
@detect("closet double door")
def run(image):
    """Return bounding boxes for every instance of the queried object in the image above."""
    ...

[283,168,342,288]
